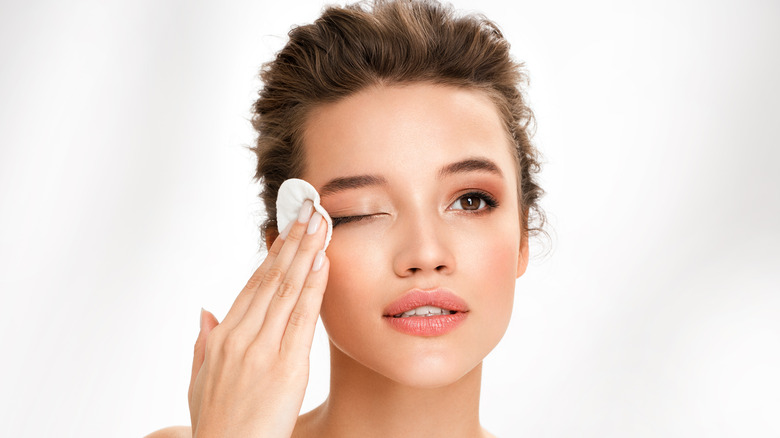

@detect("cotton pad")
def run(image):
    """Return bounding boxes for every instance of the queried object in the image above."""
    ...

[276,178,333,251]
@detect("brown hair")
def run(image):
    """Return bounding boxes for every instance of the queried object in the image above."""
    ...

[251,0,544,243]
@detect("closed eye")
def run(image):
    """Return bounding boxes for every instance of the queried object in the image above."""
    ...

[331,214,376,228]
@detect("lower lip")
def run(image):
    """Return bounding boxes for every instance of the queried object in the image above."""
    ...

[383,312,468,336]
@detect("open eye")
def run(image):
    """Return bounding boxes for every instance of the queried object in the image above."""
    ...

[448,192,499,212]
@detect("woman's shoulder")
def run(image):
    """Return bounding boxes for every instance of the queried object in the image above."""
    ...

[144,425,191,438]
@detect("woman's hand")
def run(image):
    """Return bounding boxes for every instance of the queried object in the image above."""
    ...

[188,201,330,438]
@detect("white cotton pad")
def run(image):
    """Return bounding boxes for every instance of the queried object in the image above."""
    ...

[276,178,333,251]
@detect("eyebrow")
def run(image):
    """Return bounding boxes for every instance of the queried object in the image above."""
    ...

[319,174,388,197]
[438,158,503,179]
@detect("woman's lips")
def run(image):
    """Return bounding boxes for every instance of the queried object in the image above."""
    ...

[383,288,469,336]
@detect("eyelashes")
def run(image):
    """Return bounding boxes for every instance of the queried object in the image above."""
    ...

[331,214,375,228]
[330,191,499,228]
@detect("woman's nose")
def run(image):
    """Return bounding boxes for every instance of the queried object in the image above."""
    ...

[392,213,456,278]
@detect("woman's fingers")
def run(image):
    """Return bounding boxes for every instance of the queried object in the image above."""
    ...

[279,251,329,363]
[189,308,219,401]
[255,212,328,346]
[218,231,287,331]
[232,202,323,343]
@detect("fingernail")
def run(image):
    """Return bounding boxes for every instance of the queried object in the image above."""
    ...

[280,221,293,240]
[297,199,314,223]
[200,307,206,331]
[307,212,322,234]
[312,250,326,272]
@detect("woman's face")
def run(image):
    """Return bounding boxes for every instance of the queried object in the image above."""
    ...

[300,83,528,388]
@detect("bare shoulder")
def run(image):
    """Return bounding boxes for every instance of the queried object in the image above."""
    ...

[144,425,191,438]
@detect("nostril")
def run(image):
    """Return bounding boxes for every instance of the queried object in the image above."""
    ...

[406,265,447,275]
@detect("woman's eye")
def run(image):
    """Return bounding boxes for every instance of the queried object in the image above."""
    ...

[449,192,499,212]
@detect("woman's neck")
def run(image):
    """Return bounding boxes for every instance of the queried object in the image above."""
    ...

[294,342,489,438]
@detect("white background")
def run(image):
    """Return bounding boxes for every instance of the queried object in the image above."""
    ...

[1,0,778,436]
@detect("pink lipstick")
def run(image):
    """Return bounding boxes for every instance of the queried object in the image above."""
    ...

[383,289,469,336]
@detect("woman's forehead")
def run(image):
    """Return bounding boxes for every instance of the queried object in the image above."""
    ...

[301,83,517,185]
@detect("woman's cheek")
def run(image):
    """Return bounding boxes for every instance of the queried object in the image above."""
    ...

[462,226,519,316]
[481,238,519,289]
[483,241,518,314]
[319,230,384,331]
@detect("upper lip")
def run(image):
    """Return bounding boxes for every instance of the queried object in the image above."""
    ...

[383,288,469,316]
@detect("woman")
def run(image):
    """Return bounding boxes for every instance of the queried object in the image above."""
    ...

[149,0,543,436]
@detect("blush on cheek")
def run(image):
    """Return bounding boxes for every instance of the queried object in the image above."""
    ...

[473,240,519,348]
[480,240,520,302]
[318,237,380,325]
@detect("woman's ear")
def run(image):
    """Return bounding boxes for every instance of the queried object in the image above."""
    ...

[516,231,529,278]
[265,228,279,251]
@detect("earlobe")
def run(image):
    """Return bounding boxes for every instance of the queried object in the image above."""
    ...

[516,233,529,278]
[265,228,279,251]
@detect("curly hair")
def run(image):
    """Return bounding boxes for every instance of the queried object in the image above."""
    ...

[251,0,544,244]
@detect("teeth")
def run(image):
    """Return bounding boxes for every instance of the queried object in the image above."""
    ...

[394,305,455,318]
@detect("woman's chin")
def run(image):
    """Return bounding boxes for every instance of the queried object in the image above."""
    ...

[331,338,484,389]
[380,355,482,389]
